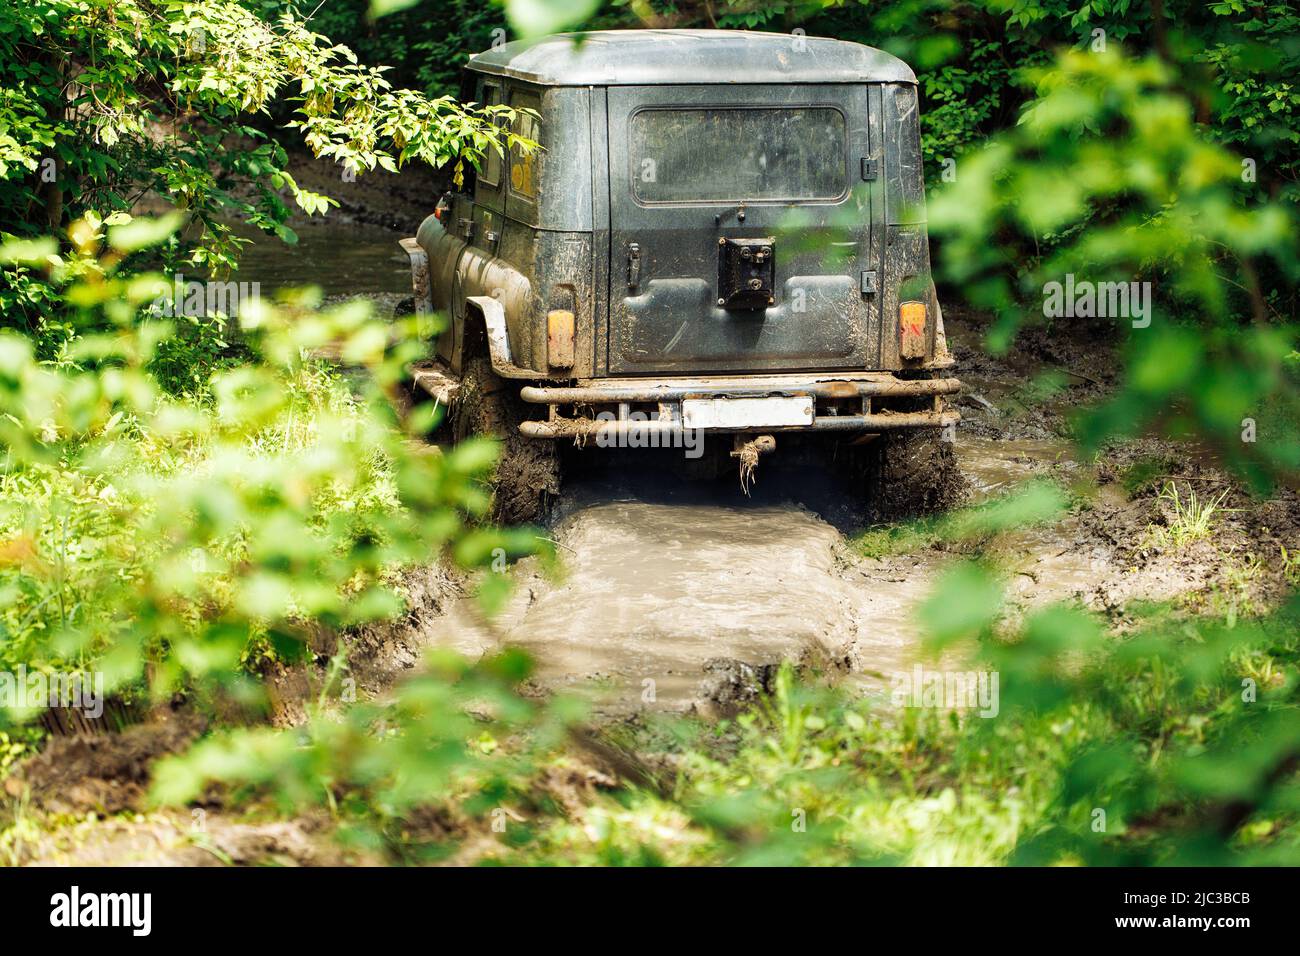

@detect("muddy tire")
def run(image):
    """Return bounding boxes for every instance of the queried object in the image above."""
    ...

[452,356,560,524]
[866,429,967,520]
[831,429,967,521]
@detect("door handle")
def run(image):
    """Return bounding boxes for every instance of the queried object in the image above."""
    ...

[626,242,641,293]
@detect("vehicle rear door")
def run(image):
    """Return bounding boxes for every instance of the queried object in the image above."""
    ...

[605,84,878,375]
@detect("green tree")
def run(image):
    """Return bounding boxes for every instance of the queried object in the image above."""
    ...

[0,0,536,298]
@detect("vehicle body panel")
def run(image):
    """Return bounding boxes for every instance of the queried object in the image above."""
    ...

[605,83,880,375]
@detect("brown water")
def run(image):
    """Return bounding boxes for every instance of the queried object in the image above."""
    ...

[416,434,1108,714]
[424,499,875,709]
[228,221,410,299]
[957,435,1073,499]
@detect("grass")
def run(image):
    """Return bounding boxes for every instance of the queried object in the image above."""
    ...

[1145,481,1231,550]
[1281,545,1300,589]
[852,479,1069,559]
[484,597,1300,866]
[480,677,1077,866]
[0,359,391,687]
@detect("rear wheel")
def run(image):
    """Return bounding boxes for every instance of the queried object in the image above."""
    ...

[866,429,966,520]
[452,356,560,525]
[831,429,966,521]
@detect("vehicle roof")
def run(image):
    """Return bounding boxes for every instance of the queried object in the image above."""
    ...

[468,29,916,87]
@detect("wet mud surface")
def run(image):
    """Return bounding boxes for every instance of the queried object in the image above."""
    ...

[417,436,1063,714]
[422,490,875,713]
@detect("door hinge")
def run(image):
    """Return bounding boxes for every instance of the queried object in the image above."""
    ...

[860,270,878,295]
[860,158,879,182]
[626,242,641,294]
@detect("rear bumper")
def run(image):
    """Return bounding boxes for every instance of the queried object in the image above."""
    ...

[518,371,960,439]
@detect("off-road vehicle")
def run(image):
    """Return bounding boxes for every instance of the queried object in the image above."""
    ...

[401,29,960,522]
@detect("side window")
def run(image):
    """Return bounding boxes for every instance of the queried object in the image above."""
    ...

[480,82,503,188]
[508,90,542,201]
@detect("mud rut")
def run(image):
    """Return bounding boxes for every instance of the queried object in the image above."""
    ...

[419,435,1113,715]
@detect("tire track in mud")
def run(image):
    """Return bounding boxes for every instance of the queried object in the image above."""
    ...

[425,497,889,712]
[420,438,1090,714]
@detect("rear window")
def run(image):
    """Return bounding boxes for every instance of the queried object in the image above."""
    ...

[630,107,847,204]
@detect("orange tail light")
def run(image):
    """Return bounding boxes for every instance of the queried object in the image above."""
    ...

[547,309,575,369]
[899,300,928,360]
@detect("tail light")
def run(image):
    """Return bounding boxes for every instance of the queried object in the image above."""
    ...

[899,300,927,360]
[547,309,575,370]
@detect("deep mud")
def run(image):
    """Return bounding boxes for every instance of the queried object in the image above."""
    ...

[412,435,1050,715]
[419,487,873,714]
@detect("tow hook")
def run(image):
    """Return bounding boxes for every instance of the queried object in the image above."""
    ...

[731,434,776,495]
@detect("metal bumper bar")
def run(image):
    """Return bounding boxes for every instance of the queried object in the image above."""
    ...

[520,373,961,405]
[518,371,961,438]
[520,409,960,439]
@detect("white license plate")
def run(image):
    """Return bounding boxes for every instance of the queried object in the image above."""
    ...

[681,396,814,429]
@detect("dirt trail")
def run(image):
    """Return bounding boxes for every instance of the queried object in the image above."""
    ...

[424,494,872,712]
[418,434,1095,714]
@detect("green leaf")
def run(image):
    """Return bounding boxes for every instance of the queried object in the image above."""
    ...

[505,0,602,37]
[0,236,57,266]
[108,212,184,253]
[918,562,1004,650]
[369,0,422,19]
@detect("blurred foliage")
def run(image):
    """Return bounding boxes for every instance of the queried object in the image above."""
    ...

[926,46,1299,490]
[0,217,546,724]
[151,648,586,859]
[854,477,1067,557]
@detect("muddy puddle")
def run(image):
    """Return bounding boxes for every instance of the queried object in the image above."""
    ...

[424,497,874,711]
[420,435,1087,715]
[957,435,1073,499]
[956,436,1120,609]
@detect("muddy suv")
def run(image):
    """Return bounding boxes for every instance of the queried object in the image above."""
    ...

[402,29,960,522]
